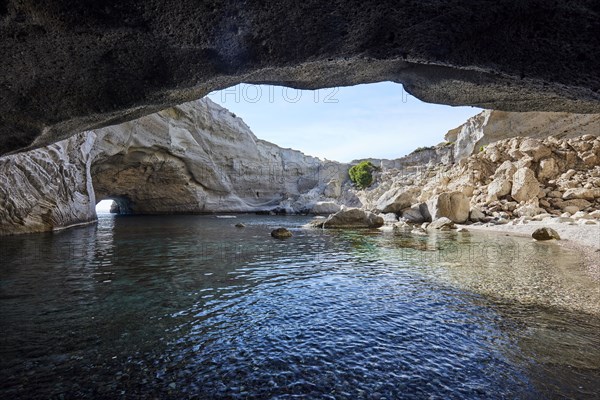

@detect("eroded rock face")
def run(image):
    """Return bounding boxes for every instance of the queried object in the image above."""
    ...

[2,1,600,155]
[91,99,347,214]
[0,99,348,234]
[0,132,96,235]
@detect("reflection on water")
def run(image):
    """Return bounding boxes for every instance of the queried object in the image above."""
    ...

[0,215,598,399]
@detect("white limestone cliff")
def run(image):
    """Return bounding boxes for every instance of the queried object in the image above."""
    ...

[0,99,347,235]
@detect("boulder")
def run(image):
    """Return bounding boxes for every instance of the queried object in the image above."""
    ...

[563,206,581,215]
[561,199,592,212]
[511,167,541,202]
[400,204,426,223]
[314,208,384,229]
[427,217,455,230]
[311,201,341,215]
[425,191,470,223]
[532,227,561,241]
[562,188,600,200]
[382,213,399,224]
[393,221,412,234]
[537,158,559,181]
[487,177,512,200]
[519,138,551,161]
[375,186,420,213]
[469,207,486,222]
[547,190,563,198]
[493,160,517,180]
[271,228,293,239]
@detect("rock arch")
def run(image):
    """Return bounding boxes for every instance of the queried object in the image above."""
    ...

[1,1,599,154]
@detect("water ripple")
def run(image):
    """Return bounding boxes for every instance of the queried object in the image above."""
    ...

[0,215,598,399]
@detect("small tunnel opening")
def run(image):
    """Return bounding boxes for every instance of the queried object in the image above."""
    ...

[95,197,132,215]
[95,199,116,214]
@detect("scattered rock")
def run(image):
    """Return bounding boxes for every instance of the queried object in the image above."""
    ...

[392,221,411,234]
[411,227,428,236]
[427,217,455,230]
[400,204,426,223]
[562,188,600,200]
[469,207,486,222]
[514,204,545,218]
[271,228,293,239]
[235,223,246,228]
[563,206,583,215]
[532,227,561,241]
[537,158,559,181]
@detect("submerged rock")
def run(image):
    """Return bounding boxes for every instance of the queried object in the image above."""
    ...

[532,227,561,241]
[271,228,293,239]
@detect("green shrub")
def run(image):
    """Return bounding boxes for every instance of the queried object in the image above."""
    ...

[349,161,375,189]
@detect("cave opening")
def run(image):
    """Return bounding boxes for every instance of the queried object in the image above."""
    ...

[207,81,483,163]
[95,199,115,214]
[95,197,132,215]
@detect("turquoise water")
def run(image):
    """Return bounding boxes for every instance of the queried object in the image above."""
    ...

[1,214,599,399]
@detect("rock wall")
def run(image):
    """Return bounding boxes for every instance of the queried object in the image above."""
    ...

[91,99,346,214]
[0,133,97,235]
[1,1,600,155]
[446,110,600,161]
[0,99,347,234]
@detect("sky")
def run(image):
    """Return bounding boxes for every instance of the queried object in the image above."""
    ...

[96,199,113,212]
[208,82,483,163]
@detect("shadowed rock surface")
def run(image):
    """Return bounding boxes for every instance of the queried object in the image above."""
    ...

[1,1,600,155]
